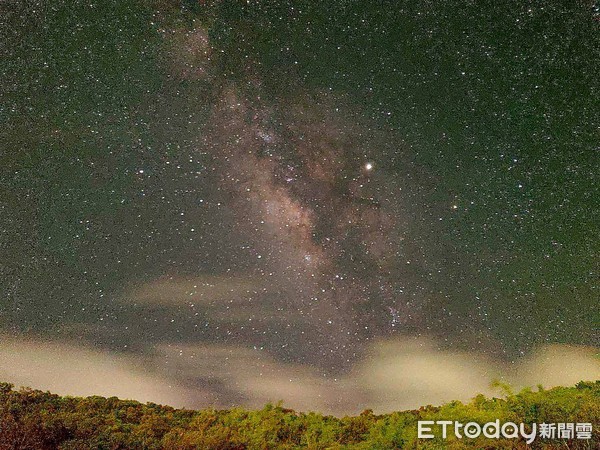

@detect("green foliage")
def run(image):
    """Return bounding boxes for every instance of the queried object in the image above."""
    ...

[0,382,598,449]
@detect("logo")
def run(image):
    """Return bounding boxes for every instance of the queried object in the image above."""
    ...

[417,421,593,444]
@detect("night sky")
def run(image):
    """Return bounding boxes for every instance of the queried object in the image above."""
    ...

[1,1,599,413]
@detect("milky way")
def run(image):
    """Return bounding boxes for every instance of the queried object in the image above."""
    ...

[1,0,598,412]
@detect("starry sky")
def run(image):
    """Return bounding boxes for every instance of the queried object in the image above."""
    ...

[1,1,599,413]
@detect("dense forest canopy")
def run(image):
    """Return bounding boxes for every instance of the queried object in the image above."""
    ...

[0,381,599,449]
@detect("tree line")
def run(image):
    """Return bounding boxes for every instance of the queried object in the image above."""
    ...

[0,381,598,449]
